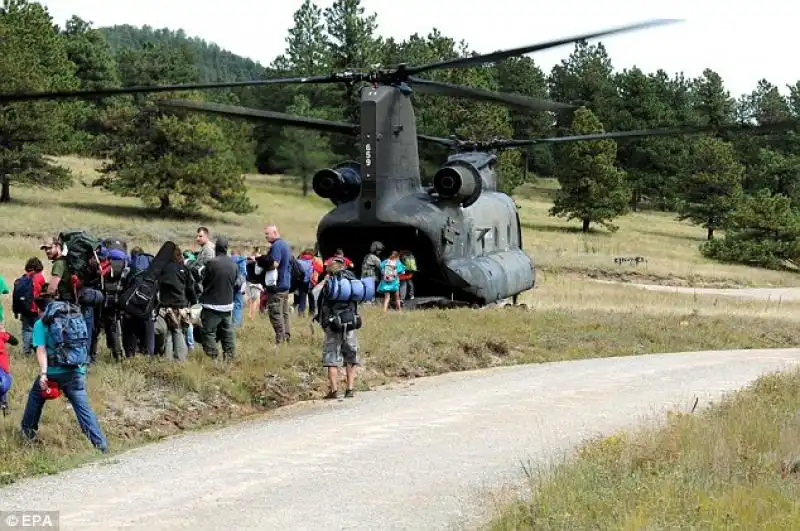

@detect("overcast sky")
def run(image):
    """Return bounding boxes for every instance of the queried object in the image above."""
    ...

[39,0,799,100]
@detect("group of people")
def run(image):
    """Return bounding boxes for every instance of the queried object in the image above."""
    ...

[244,231,419,343]
[0,223,421,452]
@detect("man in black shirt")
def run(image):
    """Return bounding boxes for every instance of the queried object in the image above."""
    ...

[198,237,240,360]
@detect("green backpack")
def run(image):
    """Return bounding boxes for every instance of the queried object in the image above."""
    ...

[59,230,102,285]
[401,253,417,272]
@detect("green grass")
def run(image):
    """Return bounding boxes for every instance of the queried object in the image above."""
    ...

[487,368,800,529]
[0,155,799,487]
[2,309,800,486]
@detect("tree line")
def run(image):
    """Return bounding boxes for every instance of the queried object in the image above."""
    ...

[0,0,798,271]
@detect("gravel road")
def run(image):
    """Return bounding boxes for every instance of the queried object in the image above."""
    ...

[595,281,800,301]
[2,347,800,530]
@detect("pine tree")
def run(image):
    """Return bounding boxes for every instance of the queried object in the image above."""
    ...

[97,43,253,214]
[59,15,121,155]
[274,94,335,195]
[0,0,79,202]
[676,137,744,240]
[549,107,629,232]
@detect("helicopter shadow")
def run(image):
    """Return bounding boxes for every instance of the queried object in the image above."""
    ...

[61,202,228,224]
[521,221,612,237]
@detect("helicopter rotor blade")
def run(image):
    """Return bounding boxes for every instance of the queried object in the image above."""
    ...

[443,120,800,151]
[405,19,682,76]
[534,121,800,144]
[157,100,360,136]
[0,75,343,104]
[159,104,467,146]
[407,77,573,111]
[416,134,461,147]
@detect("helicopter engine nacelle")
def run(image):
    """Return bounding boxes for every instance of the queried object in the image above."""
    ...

[432,161,483,208]
[312,162,362,205]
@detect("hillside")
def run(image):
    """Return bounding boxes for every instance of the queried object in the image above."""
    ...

[99,24,266,83]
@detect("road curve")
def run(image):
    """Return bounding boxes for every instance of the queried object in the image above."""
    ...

[2,348,800,531]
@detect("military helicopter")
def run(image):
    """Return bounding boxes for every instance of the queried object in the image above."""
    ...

[0,18,789,309]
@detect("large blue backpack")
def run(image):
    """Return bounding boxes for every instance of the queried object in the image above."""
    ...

[296,258,313,286]
[41,301,89,367]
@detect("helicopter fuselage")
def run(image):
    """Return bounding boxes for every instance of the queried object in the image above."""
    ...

[313,84,535,306]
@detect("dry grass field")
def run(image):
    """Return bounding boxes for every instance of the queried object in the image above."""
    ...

[0,156,798,487]
[487,368,800,530]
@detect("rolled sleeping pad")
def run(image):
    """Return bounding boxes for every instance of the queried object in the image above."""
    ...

[325,277,339,301]
[324,276,376,303]
[338,277,352,301]
[349,278,365,301]
[358,276,376,302]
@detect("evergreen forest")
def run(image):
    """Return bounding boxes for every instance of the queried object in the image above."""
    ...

[1,0,799,270]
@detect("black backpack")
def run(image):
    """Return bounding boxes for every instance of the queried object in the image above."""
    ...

[102,259,129,309]
[120,241,175,319]
[289,256,306,292]
[12,273,37,319]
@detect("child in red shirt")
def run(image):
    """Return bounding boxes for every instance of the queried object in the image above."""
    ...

[16,257,47,356]
[0,322,18,413]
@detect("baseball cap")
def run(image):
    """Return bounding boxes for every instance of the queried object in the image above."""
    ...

[39,236,59,250]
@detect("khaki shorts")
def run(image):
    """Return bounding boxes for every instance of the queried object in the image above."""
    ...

[246,283,263,300]
[322,328,360,367]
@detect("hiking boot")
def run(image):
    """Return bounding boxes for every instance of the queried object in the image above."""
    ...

[324,390,340,400]
[0,399,8,416]
[344,389,355,399]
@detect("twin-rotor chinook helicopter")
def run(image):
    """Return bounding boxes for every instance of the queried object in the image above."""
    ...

[0,18,791,308]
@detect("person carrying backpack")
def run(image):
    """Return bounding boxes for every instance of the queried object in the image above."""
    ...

[53,231,105,364]
[294,248,317,317]
[399,251,417,302]
[0,322,19,415]
[378,251,405,312]
[97,238,130,360]
[120,247,157,358]
[313,258,363,399]
[13,258,47,356]
[230,247,248,328]
[19,294,108,453]
[360,241,384,283]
